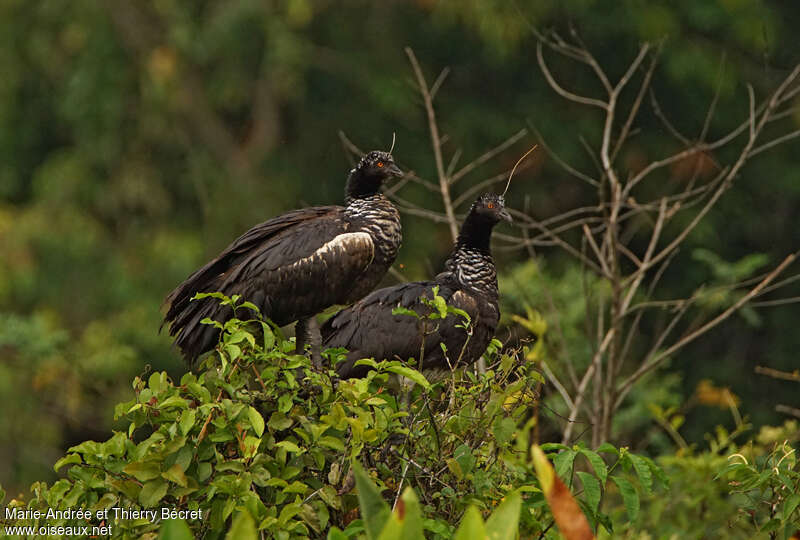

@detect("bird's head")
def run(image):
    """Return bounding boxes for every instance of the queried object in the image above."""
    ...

[454,193,512,253]
[346,151,403,200]
[470,193,513,224]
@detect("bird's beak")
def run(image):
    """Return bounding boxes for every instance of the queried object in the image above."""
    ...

[499,209,513,223]
[386,163,403,177]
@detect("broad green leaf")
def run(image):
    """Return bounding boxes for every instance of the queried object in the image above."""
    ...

[225,511,258,540]
[178,409,196,436]
[158,518,193,540]
[391,306,419,318]
[352,462,390,540]
[377,487,424,540]
[492,417,516,445]
[162,464,188,487]
[553,449,577,480]
[327,527,348,540]
[611,477,639,521]
[248,407,265,437]
[485,491,522,540]
[576,471,601,514]
[580,449,608,485]
[124,461,161,482]
[453,444,476,476]
[385,366,431,389]
[595,443,619,455]
[433,295,448,318]
[784,493,800,520]
[626,453,653,494]
[54,453,82,472]
[139,479,168,507]
[454,506,487,540]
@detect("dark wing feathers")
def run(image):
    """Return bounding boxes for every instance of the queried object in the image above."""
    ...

[323,280,490,378]
[164,206,340,316]
[164,205,377,364]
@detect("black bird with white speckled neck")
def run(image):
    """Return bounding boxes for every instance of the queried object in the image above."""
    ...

[322,193,510,378]
[163,151,403,366]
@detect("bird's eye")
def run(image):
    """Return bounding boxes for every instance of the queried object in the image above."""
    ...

[377,162,384,168]
[487,203,494,209]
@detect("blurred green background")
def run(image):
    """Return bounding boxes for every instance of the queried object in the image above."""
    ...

[1,0,798,497]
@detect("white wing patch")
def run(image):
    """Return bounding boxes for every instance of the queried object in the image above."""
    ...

[289,232,374,270]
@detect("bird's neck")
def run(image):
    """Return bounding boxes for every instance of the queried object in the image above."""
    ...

[455,213,495,254]
[442,214,498,297]
[344,170,380,204]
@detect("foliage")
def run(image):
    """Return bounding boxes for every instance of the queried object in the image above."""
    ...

[1,293,662,538]
[608,420,800,539]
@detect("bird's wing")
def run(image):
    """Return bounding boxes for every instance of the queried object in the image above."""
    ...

[323,281,482,377]
[164,205,377,364]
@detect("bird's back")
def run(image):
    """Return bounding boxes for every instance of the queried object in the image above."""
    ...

[323,274,499,378]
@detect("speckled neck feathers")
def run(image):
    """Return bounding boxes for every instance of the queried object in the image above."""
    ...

[441,210,500,299]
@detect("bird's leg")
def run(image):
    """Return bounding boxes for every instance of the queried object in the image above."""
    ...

[295,317,323,368]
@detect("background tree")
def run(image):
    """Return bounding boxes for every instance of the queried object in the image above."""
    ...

[1,0,799,499]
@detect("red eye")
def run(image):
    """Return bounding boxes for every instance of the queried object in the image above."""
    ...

[487,203,494,209]
[377,162,384,168]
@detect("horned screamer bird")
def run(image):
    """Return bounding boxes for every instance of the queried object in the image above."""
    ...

[163,151,403,367]
[322,193,511,379]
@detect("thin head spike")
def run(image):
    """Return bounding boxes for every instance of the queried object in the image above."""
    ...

[389,132,396,154]
[502,144,538,197]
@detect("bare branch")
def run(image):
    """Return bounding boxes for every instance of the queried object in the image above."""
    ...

[755,365,800,382]
[451,129,528,184]
[650,89,691,145]
[430,67,450,100]
[748,129,800,158]
[536,41,608,110]
[611,43,660,161]
[529,123,599,186]
[616,252,798,407]
[405,47,459,241]
[562,329,615,444]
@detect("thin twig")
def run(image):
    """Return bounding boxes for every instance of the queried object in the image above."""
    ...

[616,252,798,408]
[405,47,459,241]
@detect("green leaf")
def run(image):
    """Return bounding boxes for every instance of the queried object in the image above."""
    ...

[391,306,419,318]
[579,449,608,485]
[384,366,430,389]
[275,441,302,453]
[178,409,196,436]
[611,476,639,521]
[759,518,781,533]
[492,417,516,445]
[54,453,82,472]
[261,322,275,350]
[595,442,619,455]
[268,412,293,431]
[433,295,448,318]
[576,471,601,514]
[454,444,476,476]
[553,449,577,480]
[225,511,258,540]
[626,453,653,494]
[124,461,161,482]
[248,407,265,437]
[784,493,800,521]
[485,490,522,540]
[377,487,424,540]
[318,436,346,452]
[139,479,168,507]
[158,518,193,540]
[162,464,188,487]
[327,527,348,540]
[453,506,487,540]
[352,462,390,540]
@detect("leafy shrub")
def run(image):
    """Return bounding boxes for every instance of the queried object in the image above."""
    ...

[1,293,659,538]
